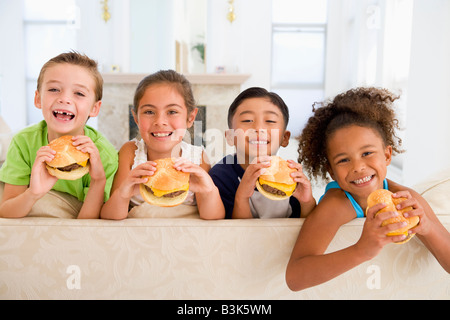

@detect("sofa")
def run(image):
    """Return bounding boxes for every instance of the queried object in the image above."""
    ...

[0,171,449,300]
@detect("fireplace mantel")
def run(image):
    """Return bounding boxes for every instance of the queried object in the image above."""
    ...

[102,73,251,85]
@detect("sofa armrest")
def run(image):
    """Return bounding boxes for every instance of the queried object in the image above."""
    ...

[414,169,450,216]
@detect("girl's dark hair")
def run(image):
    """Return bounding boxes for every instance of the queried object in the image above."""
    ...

[227,87,290,129]
[133,70,196,114]
[297,87,404,182]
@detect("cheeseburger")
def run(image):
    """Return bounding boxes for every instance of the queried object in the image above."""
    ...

[45,135,90,180]
[366,189,420,244]
[256,156,297,200]
[139,158,190,207]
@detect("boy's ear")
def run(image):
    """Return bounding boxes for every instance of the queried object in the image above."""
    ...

[89,101,102,118]
[225,129,235,147]
[187,108,199,128]
[280,130,291,148]
[34,90,42,110]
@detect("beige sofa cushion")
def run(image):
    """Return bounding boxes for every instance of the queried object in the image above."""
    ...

[0,172,449,299]
[0,217,449,299]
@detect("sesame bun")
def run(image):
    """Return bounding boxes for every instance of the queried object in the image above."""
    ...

[366,189,420,244]
[139,158,190,207]
[256,156,297,200]
[45,135,90,180]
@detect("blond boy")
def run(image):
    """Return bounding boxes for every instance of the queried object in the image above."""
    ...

[0,52,118,218]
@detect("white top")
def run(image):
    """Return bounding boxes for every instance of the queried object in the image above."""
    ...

[130,139,204,207]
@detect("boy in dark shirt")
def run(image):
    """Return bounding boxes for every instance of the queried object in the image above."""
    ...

[209,87,315,219]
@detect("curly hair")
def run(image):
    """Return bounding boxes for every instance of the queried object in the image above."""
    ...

[297,87,404,182]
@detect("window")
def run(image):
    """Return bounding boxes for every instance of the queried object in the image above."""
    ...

[23,0,78,125]
[271,0,328,136]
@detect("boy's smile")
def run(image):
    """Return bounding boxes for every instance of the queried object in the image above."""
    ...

[53,109,75,121]
[248,138,268,146]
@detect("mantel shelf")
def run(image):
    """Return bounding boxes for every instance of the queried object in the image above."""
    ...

[102,73,251,85]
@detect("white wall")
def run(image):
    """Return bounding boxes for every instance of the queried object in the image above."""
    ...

[1,0,450,187]
[206,0,272,89]
[0,0,27,131]
[402,0,450,186]
[76,0,131,73]
[129,0,175,73]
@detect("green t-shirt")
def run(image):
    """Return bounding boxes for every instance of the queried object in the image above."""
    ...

[0,121,118,202]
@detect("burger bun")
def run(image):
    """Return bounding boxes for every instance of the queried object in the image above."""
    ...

[366,189,420,244]
[256,156,297,201]
[45,135,90,181]
[140,158,190,207]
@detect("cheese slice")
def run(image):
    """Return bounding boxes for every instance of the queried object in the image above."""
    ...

[259,178,296,196]
[151,183,189,198]
[77,160,88,167]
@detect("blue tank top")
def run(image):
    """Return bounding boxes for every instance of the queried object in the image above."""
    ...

[319,179,389,218]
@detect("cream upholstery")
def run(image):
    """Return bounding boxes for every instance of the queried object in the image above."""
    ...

[0,173,449,300]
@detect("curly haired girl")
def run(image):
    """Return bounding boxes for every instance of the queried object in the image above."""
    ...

[286,87,450,291]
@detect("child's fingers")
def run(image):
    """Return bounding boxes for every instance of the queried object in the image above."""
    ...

[132,176,151,185]
[290,169,307,180]
[137,161,157,169]
[70,136,100,157]
[381,220,408,234]
[173,158,195,171]
[392,190,412,200]
[173,157,189,166]
[132,169,155,178]
[37,146,56,155]
[175,163,199,173]
[132,163,156,177]
[365,203,387,220]
[36,147,56,163]
[387,233,408,243]
[287,159,302,169]
[130,162,157,178]
[372,209,399,224]
[71,135,93,148]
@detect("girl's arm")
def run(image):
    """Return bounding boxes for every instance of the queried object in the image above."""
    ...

[100,143,135,220]
[285,190,407,291]
[198,153,225,219]
[175,152,225,220]
[101,142,155,220]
